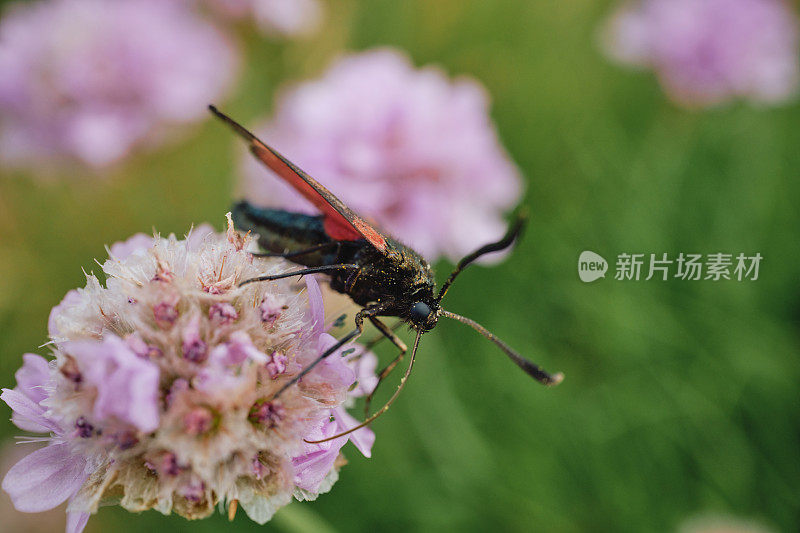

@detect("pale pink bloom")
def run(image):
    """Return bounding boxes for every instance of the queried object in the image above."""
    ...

[0,0,237,169]
[2,216,377,531]
[602,0,800,107]
[197,0,322,37]
[240,48,523,262]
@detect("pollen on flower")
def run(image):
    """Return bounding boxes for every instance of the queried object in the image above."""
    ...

[181,316,209,363]
[183,407,217,435]
[260,293,287,325]
[209,302,239,324]
[73,417,95,439]
[0,216,379,532]
[249,399,286,428]
[153,299,179,328]
[267,351,288,378]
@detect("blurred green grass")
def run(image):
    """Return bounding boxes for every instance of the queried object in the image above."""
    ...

[1,0,798,531]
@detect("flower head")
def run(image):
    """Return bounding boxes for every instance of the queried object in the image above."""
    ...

[601,0,800,107]
[240,48,523,262]
[0,0,237,169]
[2,216,376,531]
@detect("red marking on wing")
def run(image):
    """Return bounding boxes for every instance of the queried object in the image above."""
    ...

[210,106,388,253]
[251,145,361,240]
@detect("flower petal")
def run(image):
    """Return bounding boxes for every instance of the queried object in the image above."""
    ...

[305,275,324,338]
[48,290,83,338]
[14,353,51,404]
[345,346,378,398]
[334,406,375,458]
[66,511,90,533]
[185,223,216,251]
[239,492,292,525]
[65,335,160,432]
[2,443,88,512]
[292,418,348,492]
[108,233,153,259]
[1,388,58,433]
[292,447,343,493]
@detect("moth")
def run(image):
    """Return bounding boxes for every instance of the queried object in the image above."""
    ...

[209,106,562,442]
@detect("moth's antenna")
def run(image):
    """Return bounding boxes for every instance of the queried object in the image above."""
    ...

[304,329,422,445]
[437,212,527,302]
[440,310,563,386]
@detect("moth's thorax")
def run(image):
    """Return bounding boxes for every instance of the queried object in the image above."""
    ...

[329,238,436,310]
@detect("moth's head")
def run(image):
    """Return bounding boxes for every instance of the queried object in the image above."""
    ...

[407,299,440,332]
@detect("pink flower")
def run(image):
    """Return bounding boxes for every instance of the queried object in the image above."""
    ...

[2,216,379,531]
[602,0,800,107]
[240,48,523,262]
[197,0,322,37]
[0,0,237,169]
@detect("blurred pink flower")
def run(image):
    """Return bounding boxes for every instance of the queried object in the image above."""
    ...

[240,49,523,262]
[2,217,377,531]
[602,0,800,107]
[0,0,237,169]
[198,0,322,37]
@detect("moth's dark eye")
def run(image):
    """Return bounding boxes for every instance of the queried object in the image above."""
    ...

[409,301,431,322]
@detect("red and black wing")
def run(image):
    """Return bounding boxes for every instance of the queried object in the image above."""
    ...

[209,105,388,254]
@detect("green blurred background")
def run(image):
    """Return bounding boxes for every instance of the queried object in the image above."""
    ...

[1,1,798,531]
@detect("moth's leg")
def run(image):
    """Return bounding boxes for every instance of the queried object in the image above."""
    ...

[363,317,408,417]
[306,330,422,445]
[252,241,340,260]
[361,319,404,352]
[239,264,359,287]
[344,267,363,292]
[272,305,384,399]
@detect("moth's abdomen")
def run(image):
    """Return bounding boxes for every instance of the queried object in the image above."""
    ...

[231,200,333,267]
